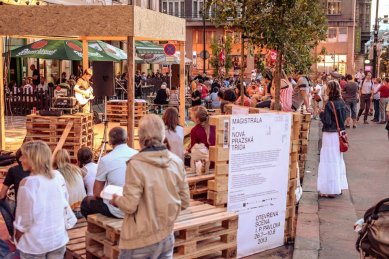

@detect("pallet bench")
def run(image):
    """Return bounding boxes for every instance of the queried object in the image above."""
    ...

[84,201,238,259]
[66,218,88,259]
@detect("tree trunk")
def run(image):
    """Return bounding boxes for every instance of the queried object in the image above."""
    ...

[273,48,283,111]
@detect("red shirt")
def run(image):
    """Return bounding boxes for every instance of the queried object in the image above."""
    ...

[379,84,389,98]
[201,84,209,99]
[189,124,209,152]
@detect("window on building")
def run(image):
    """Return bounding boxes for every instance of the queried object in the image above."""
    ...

[338,27,347,42]
[327,0,341,15]
[327,28,337,42]
[174,2,179,16]
[193,1,198,18]
[180,1,185,17]
[162,2,167,13]
[168,2,173,14]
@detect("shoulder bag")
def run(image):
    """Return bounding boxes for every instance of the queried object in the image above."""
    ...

[330,101,349,153]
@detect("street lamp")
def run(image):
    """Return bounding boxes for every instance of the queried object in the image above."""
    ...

[372,0,388,77]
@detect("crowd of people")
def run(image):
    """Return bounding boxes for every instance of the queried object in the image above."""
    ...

[0,116,190,258]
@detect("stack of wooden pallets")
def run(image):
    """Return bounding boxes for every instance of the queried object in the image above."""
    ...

[25,113,93,163]
[66,218,88,259]
[207,115,230,207]
[85,201,238,259]
[187,173,215,201]
[298,113,311,180]
[107,100,148,127]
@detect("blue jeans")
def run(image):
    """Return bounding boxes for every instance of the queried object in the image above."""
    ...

[119,233,174,259]
[19,245,66,259]
[0,198,16,236]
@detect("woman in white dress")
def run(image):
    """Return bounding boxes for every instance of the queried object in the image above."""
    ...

[15,141,70,258]
[317,80,348,198]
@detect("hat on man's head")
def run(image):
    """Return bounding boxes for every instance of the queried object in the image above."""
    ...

[84,68,93,76]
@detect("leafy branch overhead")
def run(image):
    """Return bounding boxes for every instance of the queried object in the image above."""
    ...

[207,0,327,72]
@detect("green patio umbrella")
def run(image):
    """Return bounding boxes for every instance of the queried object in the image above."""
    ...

[88,40,144,63]
[135,41,164,54]
[10,39,120,61]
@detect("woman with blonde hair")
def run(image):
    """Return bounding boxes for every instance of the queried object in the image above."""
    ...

[15,141,70,258]
[54,149,86,218]
[111,114,190,258]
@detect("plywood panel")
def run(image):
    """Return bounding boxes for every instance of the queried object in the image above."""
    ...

[133,6,186,41]
[0,5,186,42]
[0,6,134,37]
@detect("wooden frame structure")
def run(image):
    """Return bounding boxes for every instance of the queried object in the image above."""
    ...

[0,5,186,148]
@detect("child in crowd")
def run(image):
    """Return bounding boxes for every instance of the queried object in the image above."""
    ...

[187,106,210,174]
[77,147,97,197]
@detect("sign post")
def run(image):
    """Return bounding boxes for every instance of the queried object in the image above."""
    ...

[227,113,292,258]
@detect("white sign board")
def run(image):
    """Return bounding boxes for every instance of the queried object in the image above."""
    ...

[228,113,292,258]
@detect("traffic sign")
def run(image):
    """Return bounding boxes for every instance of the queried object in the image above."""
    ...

[200,50,210,60]
[164,44,176,56]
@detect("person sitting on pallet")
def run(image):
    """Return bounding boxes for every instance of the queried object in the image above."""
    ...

[110,114,190,258]
[0,148,30,244]
[80,127,138,219]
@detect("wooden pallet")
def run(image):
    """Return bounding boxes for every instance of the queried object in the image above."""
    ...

[66,218,88,259]
[85,201,238,259]
[25,113,93,163]
[187,173,215,201]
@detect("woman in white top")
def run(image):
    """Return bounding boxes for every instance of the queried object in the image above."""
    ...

[77,147,97,196]
[162,107,184,161]
[54,149,87,218]
[15,141,69,258]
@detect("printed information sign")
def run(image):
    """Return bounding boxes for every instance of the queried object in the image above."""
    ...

[227,113,292,257]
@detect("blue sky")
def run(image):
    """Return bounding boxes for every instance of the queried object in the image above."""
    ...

[371,0,389,31]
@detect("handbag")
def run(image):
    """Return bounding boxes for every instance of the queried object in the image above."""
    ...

[356,197,389,258]
[313,94,322,102]
[330,101,349,152]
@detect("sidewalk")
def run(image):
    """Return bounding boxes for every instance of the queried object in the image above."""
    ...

[293,120,360,259]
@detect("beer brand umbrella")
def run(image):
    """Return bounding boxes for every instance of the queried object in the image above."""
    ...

[88,40,144,63]
[10,39,120,61]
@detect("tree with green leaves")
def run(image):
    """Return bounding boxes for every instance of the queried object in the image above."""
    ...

[209,35,233,78]
[208,0,327,110]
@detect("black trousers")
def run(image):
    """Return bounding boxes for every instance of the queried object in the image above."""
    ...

[358,94,371,121]
[81,196,115,219]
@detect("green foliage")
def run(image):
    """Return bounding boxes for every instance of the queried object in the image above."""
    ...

[208,0,328,73]
[209,35,233,77]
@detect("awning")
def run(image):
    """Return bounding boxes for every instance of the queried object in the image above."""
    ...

[135,41,164,54]
[140,52,191,65]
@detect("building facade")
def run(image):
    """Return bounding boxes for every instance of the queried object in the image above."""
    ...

[316,0,357,75]
[160,0,256,77]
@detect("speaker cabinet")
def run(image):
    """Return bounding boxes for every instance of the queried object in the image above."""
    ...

[92,61,115,97]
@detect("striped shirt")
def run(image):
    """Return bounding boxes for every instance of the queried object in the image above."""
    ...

[280,79,293,112]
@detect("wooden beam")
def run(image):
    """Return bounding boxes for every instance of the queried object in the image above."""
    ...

[127,36,135,148]
[51,120,74,160]
[0,37,4,150]
[82,39,88,72]
[179,42,186,127]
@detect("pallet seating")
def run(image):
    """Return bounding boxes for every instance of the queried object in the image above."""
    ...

[66,218,88,259]
[25,113,93,163]
[85,201,238,259]
[107,100,148,126]
[187,172,215,201]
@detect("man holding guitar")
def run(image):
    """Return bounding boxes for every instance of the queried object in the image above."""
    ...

[74,68,94,113]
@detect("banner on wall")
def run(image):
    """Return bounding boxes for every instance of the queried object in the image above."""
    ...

[227,113,292,258]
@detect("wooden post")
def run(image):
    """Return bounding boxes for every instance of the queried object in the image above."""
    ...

[127,36,135,147]
[179,42,186,127]
[82,39,88,71]
[0,37,5,150]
